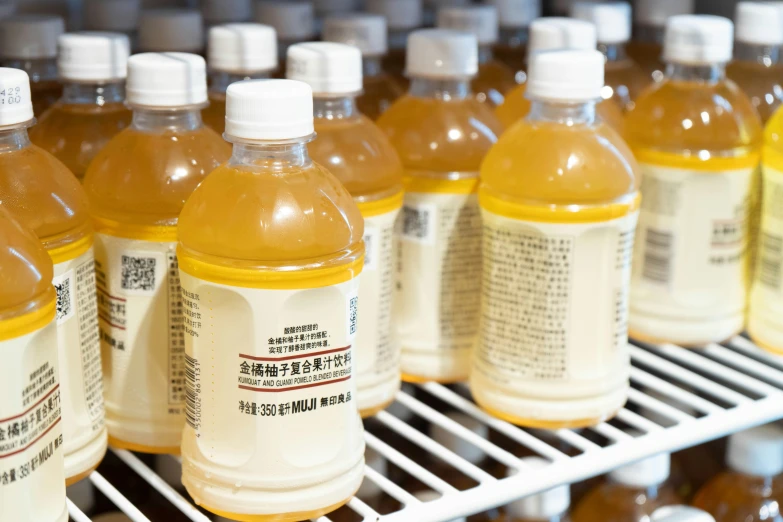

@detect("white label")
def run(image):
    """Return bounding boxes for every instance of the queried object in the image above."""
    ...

[0,322,67,522]
[631,163,753,321]
[94,234,185,446]
[474,211,637,394]
[52,247,105,474]
[395,191,482,379]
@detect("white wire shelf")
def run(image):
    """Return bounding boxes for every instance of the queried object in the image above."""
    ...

[67,335,783,522]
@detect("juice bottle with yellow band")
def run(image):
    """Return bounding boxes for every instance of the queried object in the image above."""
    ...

[29,32,132,182]
[83,53,230,454]
[288,42,405,417]
[201,23,277,135]
[377,29,501,383]
[177,79,365,522]
[495,18,625,134]
[0,207,66,522]
[626,15,763,346]
[471,49,639,429]
[0,68,107,483]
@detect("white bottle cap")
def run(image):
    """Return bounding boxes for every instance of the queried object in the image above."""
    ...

[652,506,716,522]
[287,42,362,95]
[487,0,539,29]
[202,0,252,24]
[727,424,783,478]
[437,5,498,46]
[0,68,33,124]
[0,15,65,59]
[208,24,277,74]
[323,14,387,56]
[527,48,603,102]
[126,52,207,108]
[365,0,422,31]
[225,79,314,140]
[663,15,733,66]
[506,458,570,520]
[138,9,204,53]
[609,453,671,488]
[255,1,316,40]
[429,412,489,465]
[357,447,387,499]
[58,32,130,82]
[314,0,357,17]
[528,18,597,58]
[84,0,140,32]
[406,28,478,79]
[571,2,631,44]
[735,2,783,46]
[635,0,695,27]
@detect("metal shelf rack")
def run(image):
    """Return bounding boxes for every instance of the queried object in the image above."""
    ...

[67,335,783,522]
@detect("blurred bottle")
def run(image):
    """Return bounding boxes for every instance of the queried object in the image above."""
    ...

[487,0,540,80]
[366,0,423,87]
[137,8,204,54]
[83,0,141,50]
[201,0,251,29]
[313,0,357,34]
[423,0,470,27]
[628,0,695,81]
[255,0,316,76]
[499,457,571,522]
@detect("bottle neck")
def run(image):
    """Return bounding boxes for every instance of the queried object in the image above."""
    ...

[528,100,597,125]
[209,70,272,95]
[2,58,57,83]
[498,26,529,49]
[61,81,125,105]
[478,45,494,65]
[0,125,31,152]
[633,24,665,45]
[599,42,630,63]
[409,77,472,100]
[363,55,384,78]
[228,140,312,171]
[734,41,781,66]
[313,96,359,120]
[665,62,727,83]
[130,107,204,133]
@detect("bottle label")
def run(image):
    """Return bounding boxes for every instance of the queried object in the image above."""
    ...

[0,309,66,522]
[474,209,638,391]
[631,162,754,322]
[395,176,482,380]
[93,232,185,445]
[50,239,105,468]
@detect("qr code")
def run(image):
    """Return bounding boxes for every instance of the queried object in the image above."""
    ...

[349,296,358,336]
[54,277,72,322]
[121,255,157,291]
[402,205,432,241]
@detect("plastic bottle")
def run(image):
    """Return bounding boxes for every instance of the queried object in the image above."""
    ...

[366,0,423,86]
[201,23,277,134]
[83,53,230,454]
[626,15,763,346]
[423,0,469,27]
[628,0,695,81]
[0,207,66,522]
[473,49,638,428]
[30,32,132,182]
[255,0,316,75]
[201,0,251,28]
[495,18,625,133]
[137,8,204,54]
[0,67,108,484]
[652,507,716,522]
[177,78,365,522]
[83,0,141,50]
[288,42,404,417]
[487,0,540,81]
[571,1,649,112]
[437,5,517,107]
[313,0,356,33]
[323,13,405,120]
[377,29,501,383]
[693,424,783,522]
[499,457,571,522]
[0,15,64,116]
[727,2,783,124]
[572,454,681,522]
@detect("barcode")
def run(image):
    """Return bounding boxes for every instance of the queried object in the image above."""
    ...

[642,228,673,284]
[760,232,783,289]
[121,255,157,291]
[349,296,358,336]
[184,353,200,431]
[402,206,431,240]
[54,277,72,321]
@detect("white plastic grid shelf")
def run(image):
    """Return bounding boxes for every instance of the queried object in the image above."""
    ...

[67,336,783,522]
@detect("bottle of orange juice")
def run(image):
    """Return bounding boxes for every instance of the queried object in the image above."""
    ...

[626,15,762,346]
[487,0,540,80]
[0,206,66,522]
[628,0,695,81]
[202,23,277,134]
[83,0,141,50]
[323,13,405,120]
[0,67,108,484]
[0,15,64,116]
[30,32,132,182]
[137,8,204,54]
[255,0,316,73]
[366,0,423,85]
[377,29,501,383]
[177,78,365,522]
[437,5,517,107]
[83,53,230,454]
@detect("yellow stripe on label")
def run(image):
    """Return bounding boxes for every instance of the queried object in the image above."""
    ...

[763,144,783,173]
[356,191,404,218]
[93,216,178,242]
[178,248,364,290]
[633,148,760,171]
[403,176,479,195]
[0,299,55,342]
[47,234,93,265]
[479,189,641,224]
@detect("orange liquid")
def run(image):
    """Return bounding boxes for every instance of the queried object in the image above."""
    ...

[494,43,526,79]
[473,59,517,107]
[571,481,680,522]
[359,72,405,121]
[30,101,132,181]
[605,57,650,112]
[626,40,663,81]
[202,92,226,134]
[727,60,783,124]
[32,80,63,117]
[382,49,409,89]
[693,472,783,522]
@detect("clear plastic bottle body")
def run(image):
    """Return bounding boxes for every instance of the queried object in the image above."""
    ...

[692,473,783,522]
[727,42,783,124]
[30,82,132,181]
[601,43,650,113]
[202,70,272,134]
[571,481,680,522]
[3,58,62,117]
[359,55,405,120]
[473,45,517,107]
